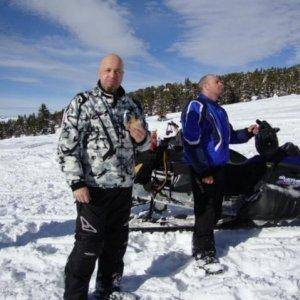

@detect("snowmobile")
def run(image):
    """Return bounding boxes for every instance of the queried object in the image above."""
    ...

[129,120,300,232]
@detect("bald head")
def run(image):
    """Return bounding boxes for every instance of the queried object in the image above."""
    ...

[198,74,215,91]
[198,74,223,101]
[98,54,124,93]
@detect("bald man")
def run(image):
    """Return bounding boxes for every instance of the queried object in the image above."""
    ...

[182,75,300,275]
[181,74,262,274]
[58,54,150,299]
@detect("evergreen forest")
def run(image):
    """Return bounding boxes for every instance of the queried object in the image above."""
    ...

[1,65,299,140]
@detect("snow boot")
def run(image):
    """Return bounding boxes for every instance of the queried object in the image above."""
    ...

[93,274,122,300]
[93,288,138,300]
[108,291,139,300]
[194,251,224,275]
[93,285,121,300]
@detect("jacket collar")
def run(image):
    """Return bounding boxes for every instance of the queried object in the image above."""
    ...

[94,80,125,105]
[197,93,219,106]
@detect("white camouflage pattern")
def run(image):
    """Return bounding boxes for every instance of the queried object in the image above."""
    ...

[57,84,150,190]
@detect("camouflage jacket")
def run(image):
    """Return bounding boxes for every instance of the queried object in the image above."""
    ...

[57,82,150,190]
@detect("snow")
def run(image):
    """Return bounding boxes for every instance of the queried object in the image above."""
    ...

[0,95,300,299]
[0,116,17,122]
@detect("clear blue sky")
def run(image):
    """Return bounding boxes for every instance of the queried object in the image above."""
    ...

[0,0,299,117]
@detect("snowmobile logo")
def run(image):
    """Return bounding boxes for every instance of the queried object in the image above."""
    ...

[276,176,300,187]
[80,217,97,233]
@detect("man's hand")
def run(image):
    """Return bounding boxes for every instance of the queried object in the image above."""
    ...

[248,124,259,135]
[202,176,214,184]
[73,187,90,203]
[127,120,147,143]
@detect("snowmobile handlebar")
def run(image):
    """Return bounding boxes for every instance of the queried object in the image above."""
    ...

[256,119,280,133]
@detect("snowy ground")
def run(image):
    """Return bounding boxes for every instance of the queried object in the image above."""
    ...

[0,95,300,299]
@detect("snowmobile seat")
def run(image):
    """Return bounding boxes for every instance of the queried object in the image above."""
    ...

[229,149,247,164]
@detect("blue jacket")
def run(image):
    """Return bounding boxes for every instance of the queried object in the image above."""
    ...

[181,93,251,175]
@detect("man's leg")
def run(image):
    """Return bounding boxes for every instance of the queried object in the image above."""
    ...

[95,188,132,293]
[191,169,222,257]
[64,200,106,300]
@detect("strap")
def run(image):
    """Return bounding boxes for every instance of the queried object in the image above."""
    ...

[98,94,120,137]
[78,93,116,161]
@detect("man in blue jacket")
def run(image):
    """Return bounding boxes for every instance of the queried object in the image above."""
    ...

[181,74,262,274]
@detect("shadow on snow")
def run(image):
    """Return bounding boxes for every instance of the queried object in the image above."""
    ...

[0,219,75,250]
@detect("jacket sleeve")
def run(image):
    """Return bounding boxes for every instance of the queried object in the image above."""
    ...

[57,95,87,191]
[132,99,151,152]
[229,124,253,144]
[182,101,210,175]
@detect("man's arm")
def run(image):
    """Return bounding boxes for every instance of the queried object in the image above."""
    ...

[182,100,210,175]
[229,124,258,144]
[57,94,87,192]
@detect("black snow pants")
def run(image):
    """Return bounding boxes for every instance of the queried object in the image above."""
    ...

[64,187,132,300]
[191,155,267,256]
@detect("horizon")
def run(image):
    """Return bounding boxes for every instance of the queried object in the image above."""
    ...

[0,0,299,117]
[0,91,298,121]
[0,64,298,119]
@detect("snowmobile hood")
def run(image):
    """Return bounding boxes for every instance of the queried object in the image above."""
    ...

[281,156,300,166]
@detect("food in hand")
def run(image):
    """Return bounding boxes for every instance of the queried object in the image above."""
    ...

[128,116,142,130]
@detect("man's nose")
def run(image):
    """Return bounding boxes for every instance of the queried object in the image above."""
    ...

[108,71,117,78]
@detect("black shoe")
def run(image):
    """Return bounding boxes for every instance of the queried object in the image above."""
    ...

[93,286,121,300]
[194,251,224,275]
[93,274,122,299]
[281,142,300,157]
[108,291,138,300]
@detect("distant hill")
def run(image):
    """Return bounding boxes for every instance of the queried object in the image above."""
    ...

[129,65,299,117]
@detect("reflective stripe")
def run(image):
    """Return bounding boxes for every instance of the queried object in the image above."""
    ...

[186,100,203,125]
[208,112,222,151]
[185,138,200,145]
[184,100,204,145]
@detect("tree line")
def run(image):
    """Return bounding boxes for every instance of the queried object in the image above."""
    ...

[129,65,299,117]
[0,104,63,139]
[0,65,299,139]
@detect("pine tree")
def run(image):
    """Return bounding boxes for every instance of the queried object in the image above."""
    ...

[37,103,51,134]
[26,113,38,135]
